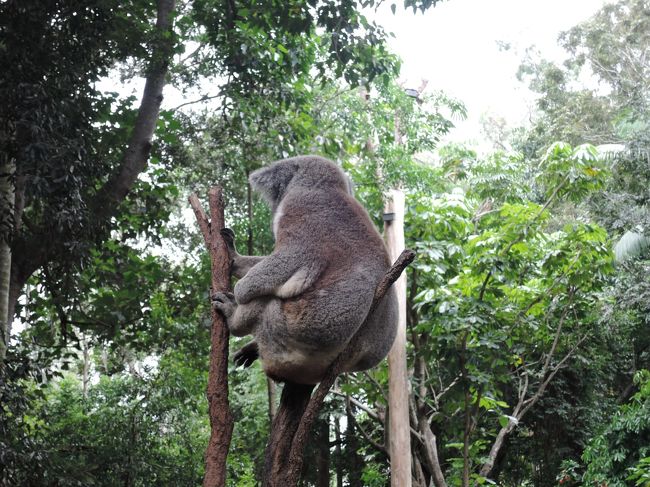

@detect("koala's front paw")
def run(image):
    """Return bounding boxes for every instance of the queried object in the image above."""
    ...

[211,291,236,318]
[233,341,259,368]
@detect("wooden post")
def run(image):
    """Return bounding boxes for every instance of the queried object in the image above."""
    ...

[383,189,412,487]
[189,188,234,487]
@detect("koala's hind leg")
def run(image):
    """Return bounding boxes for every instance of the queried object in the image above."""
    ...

[221,228,265,279]
[211,291,268,337]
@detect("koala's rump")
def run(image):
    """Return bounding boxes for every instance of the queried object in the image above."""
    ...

[279,268,374,350]
[264,271,396,383]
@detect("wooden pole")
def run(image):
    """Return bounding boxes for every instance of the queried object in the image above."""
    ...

[189,188,234,487]
[384,189,412,487]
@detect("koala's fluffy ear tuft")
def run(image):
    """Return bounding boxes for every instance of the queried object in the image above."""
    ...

[249,160,299,206]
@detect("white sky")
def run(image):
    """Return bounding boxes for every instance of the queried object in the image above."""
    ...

[369,0,610,148]
[102,0,610,149]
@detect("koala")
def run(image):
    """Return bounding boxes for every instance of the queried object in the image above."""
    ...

[212,155,397,385]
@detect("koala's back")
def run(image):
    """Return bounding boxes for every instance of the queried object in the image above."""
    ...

[264,177,397,383]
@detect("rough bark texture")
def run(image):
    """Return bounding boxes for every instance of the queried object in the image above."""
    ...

[334,417,345,487]
[94,0,176,220]
[189,188,234,487]
[266,249,415,486]
[345,401,363,487]
[263,382,315,487]
[384,189,412,487]
[315,416,331,487]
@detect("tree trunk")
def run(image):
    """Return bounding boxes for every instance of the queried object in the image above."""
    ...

[93,0,176,220]
[263,382,315,487]
[334,417,344,487]
[82,333,90,400]
[190,188,234,487]
[316,416,331,487]
[0,159,14,364]
[346,405,363,487]
[384,189,412,487]
[6,0,177,337]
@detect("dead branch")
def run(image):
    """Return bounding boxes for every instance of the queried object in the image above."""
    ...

[189,188,234,487]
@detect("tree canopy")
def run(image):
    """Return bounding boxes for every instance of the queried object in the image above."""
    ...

[1,0,649,486]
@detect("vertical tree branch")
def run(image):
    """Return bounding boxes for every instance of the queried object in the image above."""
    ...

[6,0,177,344]
[0,159,14,364]
[94,0,177,219]
[189,188,234,487]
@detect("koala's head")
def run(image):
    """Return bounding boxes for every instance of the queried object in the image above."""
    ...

[249,156,350,207]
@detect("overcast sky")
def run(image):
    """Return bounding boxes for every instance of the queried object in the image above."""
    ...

[368,0,610,147]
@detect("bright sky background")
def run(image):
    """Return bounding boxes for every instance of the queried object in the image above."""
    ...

[369,0,610,148]
[103,0,611,150]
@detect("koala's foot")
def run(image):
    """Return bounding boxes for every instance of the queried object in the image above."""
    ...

[211,291,236,318]
[233,341,259,368]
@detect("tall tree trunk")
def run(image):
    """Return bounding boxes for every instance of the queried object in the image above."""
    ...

[0,159,14,364]
[263,382,315,487]
[346,403,363,487]
[334,417,344,487]
[316,416,330,487]
[93,0,176,220]
[384,189,412,487]
[81,333,90,400]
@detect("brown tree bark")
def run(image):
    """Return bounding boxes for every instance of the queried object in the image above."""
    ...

[263,382,315,487]
[345,400,363,487]
[0,159,14,363]
[94,0,176,219]
[316,416,331,487]
[189,188,234,487]
[334,417,344,487]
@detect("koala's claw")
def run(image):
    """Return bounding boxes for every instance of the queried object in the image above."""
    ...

[211,291,236,317]
[233,341,259,368]
[211,291,235,302]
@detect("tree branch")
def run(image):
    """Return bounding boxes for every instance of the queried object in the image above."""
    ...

[189,187,234,487]
[93,0,176,221]
[346,395,387,454]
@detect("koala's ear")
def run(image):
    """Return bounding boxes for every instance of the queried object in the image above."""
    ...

[249,161,296,204]
[249,165,274,190]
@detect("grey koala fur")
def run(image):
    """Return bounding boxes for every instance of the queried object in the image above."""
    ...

[212,155,398,385]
